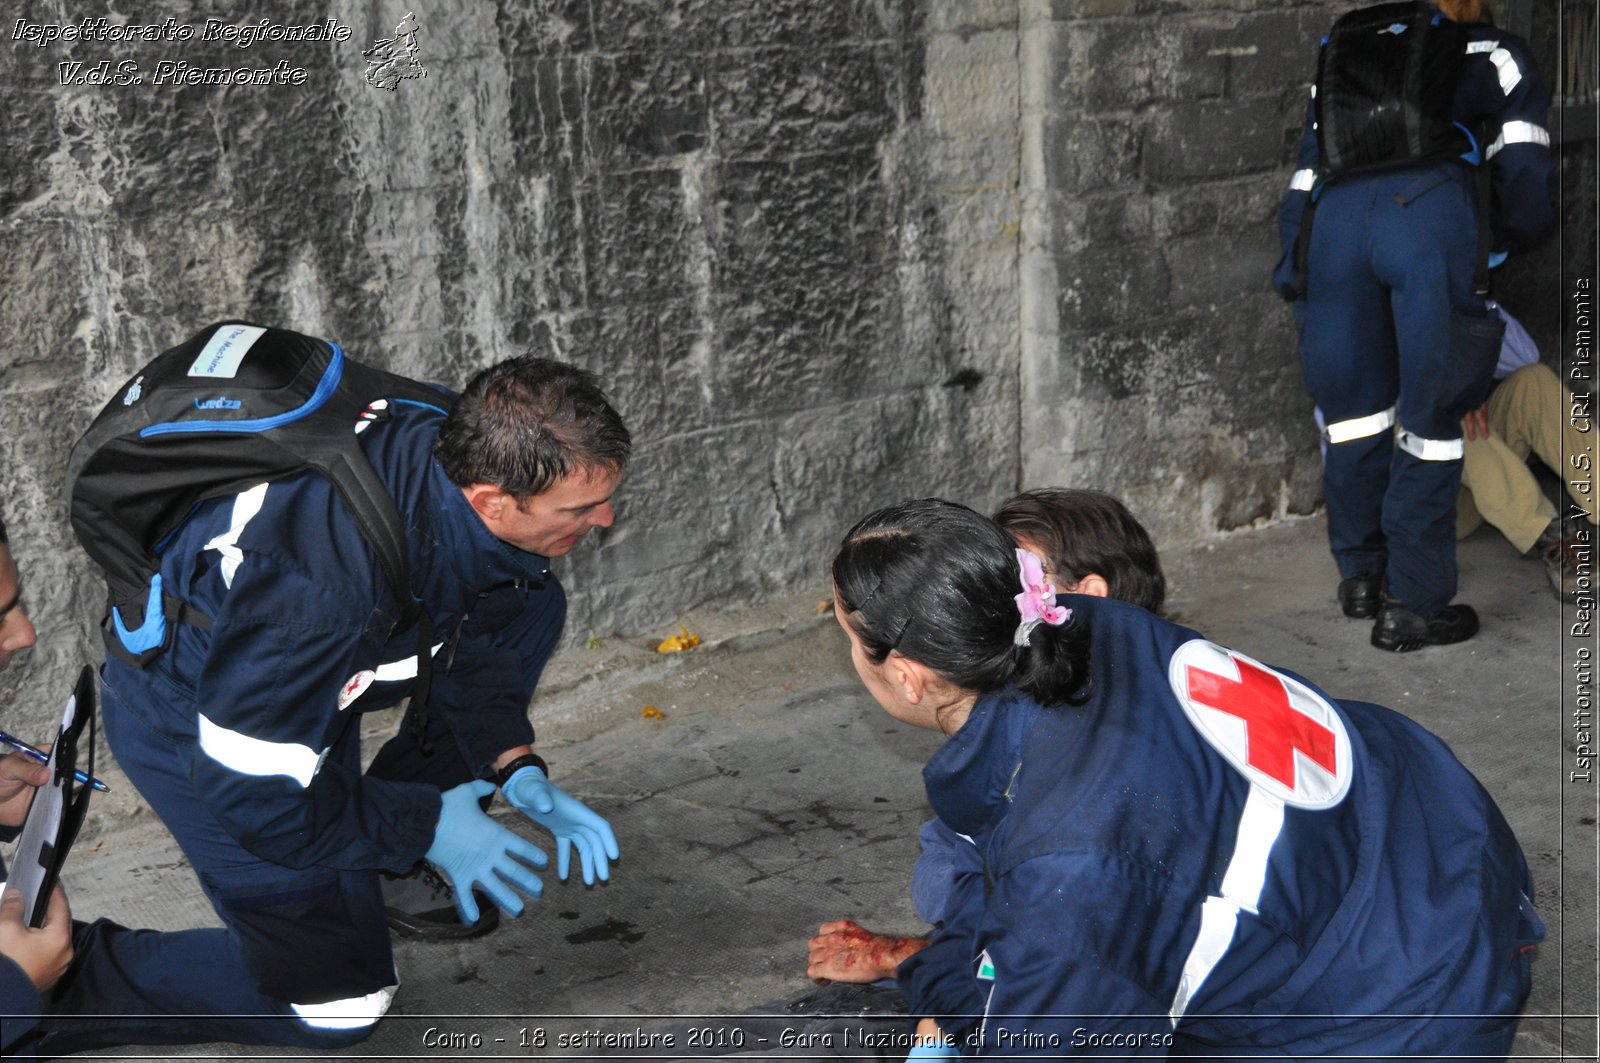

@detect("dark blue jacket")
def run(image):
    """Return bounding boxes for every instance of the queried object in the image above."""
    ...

[899,596,1536,1057]
[1274,14,1557,298]
[116,404,564,874]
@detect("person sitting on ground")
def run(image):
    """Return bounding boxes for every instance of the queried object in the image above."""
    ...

[1456,305,1594,600]
[1318,302,1596,611]
[831,498,1539,1059]
[808,487,1166,987]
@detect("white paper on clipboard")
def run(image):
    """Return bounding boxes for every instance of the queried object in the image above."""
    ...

[5,687,78,926]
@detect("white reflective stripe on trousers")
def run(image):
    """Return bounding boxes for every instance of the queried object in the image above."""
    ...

[198,713,323,788]
[1397,429,1465,461]
[372,643,446,682]
[1168,787,1286,1024]
[291,982,399,1030]
[1485,120,1549,159]
[1323,406,1396,445]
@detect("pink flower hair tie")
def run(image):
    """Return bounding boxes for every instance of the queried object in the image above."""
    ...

[1013,548,1070,647]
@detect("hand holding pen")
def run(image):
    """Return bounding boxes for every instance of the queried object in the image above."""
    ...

[0,729,110,794]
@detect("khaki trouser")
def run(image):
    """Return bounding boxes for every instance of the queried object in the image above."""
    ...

[1458,362,1598,551]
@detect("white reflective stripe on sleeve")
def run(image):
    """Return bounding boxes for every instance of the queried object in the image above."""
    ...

[198,713,323,788]
[1397,429,1465,461]
[202,483,270,589]
[371,643,446,682]
[1488,47,1522,94]
[1169,788,1286,1025]
[1465,39,1499,54]
[1485,120,1550,159]
[291,982,398,1030]
[1324,406,1396,444]
[1289,168,1316,192]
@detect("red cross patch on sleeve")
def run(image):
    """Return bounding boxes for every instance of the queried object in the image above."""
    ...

[1167,640,1353,809]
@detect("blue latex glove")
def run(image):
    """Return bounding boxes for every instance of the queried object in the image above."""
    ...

[502,766,620,886]
[906,1042,960,1059]
[424,780,548,923]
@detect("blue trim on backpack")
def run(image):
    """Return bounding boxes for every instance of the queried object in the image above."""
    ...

[389,397,450,416]
[113,573,167,654]
[138,343,346,438]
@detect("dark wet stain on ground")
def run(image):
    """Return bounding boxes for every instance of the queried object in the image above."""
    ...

[565,917,647,946]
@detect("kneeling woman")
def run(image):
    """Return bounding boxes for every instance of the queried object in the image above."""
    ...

[832,499,1539,1059]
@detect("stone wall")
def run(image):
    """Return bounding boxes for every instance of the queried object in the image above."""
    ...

[0,0,1585,750]
[1019,0,1332,540]
[0,0,1019,732]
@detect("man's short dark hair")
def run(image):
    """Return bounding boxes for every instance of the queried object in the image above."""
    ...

[435,357,631,498]
[993,488,1167,614]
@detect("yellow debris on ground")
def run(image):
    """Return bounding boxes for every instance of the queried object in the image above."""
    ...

[656,624,701,653]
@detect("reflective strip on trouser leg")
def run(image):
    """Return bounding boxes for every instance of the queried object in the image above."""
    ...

[1484,120,1549,159]
[1397,429,1465,461]
[292,982,399,1030]
[1324,406,1396,445]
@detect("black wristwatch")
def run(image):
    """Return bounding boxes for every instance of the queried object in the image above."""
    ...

[492,752,549,789]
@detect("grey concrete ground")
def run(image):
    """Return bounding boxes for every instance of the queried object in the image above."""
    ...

[19,513,1599,1060]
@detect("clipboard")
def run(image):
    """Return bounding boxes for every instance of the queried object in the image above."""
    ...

[7,665,97,927]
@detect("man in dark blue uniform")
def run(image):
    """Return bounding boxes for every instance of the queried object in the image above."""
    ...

[21,356,628,1054]
[1273,0,1556,651]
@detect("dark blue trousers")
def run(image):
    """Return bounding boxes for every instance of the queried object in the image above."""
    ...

[30,661,399,1055]
[1297,164,1504,617]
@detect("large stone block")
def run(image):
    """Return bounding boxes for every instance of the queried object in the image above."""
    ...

[1050,19,1226,112]
[1190,10,1318,99]
[710,44,900,160]
[1163,231,1279,312]
[924,31,1020,134]
[1057,244,1171,335]
[1041,113,1141,192]
[1142,97,1285,181]
[1148,174,1284,241]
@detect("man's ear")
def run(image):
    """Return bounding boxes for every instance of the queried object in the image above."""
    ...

[1069,573,1111,599]
[462,484,511,525]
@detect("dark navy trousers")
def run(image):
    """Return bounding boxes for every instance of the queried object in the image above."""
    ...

[21,672,482,1057]
[1297,163,1504,617]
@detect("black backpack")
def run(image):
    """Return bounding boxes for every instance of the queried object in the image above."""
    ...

[1314,1,1472,176]
[1291,2,1491,298]
[67,321,453,673]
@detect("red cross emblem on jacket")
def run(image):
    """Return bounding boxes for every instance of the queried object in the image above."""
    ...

[1168,640,1353,809]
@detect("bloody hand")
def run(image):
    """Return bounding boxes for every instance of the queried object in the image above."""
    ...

[806,919,929,984]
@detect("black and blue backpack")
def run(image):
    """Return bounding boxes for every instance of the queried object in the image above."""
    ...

[66,321,453,674]
[1292,2,1493,296]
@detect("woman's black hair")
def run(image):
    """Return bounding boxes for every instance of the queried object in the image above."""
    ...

[833,498,1090,707]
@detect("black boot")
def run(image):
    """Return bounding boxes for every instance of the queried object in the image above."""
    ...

[1337,573,1382,619]
[1370,601,1479,652]
[381,862,500,940]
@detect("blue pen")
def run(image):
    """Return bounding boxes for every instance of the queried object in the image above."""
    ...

[0,729,111,793]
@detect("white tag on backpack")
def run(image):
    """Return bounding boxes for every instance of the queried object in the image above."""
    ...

[188,324,266,379]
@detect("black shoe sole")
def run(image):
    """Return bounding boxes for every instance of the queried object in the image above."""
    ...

[386,904,500,941]
[1370,629,1426,652]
